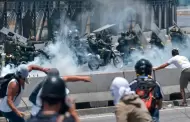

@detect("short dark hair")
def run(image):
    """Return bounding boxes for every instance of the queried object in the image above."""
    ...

[47,68,60,76]
[41,96,63,106]
[172,49,179,56]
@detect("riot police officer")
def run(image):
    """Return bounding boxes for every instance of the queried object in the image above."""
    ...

[149,32,164,49]
[116,32,127,53]
[27,75,76,122]
[95,33,112,65]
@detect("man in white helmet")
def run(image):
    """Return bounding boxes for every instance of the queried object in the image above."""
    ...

[0,64,49,122]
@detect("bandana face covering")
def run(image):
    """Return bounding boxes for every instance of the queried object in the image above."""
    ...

[110,77,135,105]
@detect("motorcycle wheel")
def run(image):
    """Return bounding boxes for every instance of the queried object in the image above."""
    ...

[88,55,100,71]
[113,55,124,69]
[37,50,50,60]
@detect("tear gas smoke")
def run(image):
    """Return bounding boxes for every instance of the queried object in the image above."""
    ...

[90,0,150,31]
[129,36,190,68]
[88,0,190,69]
[0,0,189,76]
[0,13,83,76]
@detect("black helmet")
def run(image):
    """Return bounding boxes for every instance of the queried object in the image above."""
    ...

[172,48,179,56]
[40,75,66,99]
[135,59,153,76]
[121,32,125,37]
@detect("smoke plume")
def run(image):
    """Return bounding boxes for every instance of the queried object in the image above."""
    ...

[1,0,189,76]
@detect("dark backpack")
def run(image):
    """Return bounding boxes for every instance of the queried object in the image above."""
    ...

[135,78,157,112]
[0,73,21,99]
[29,81,45,105]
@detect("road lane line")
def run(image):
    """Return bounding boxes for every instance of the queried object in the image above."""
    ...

[160,106,190,111]
[80,114,114,120]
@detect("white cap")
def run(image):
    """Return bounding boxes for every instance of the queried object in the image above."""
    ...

[15,65,29,84]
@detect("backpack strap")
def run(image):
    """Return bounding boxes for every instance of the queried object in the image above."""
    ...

[11,74,21,102]
[4,78,21,102]
[15,79,21,101]
[10,78,21,102]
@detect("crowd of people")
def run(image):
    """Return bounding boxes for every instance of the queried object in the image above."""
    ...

[0,48,190,122]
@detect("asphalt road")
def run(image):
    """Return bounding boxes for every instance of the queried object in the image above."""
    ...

[177,15,190,27]
[80,107,190,122]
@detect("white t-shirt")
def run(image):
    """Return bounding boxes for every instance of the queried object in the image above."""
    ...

[31,88,70,116]
[167,55,190,71]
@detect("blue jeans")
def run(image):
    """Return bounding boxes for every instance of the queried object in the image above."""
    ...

[1,111,25,122]
[151,109,160,122]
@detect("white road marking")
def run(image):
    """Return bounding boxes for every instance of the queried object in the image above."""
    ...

[160,106,190,111]
[80,107,190,120]
[80,114,114,120]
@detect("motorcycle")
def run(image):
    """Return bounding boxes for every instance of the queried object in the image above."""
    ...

[3,48,50,68]
[87,45,124,70]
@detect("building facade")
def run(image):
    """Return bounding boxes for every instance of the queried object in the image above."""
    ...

[0,0,177,40]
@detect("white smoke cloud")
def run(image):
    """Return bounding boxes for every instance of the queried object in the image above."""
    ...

[1,65,15,77]
[0,12,83,76]
[1,0,189,77]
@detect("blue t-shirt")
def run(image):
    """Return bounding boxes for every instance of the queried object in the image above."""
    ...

[129,76,163,121]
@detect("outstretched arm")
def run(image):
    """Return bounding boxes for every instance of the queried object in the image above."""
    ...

[27,65,49,73]
[153,63,170,71]
[62,76,91,82]
[67,97,80,122]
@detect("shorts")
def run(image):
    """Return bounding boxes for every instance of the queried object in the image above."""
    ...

[180,68,190,89]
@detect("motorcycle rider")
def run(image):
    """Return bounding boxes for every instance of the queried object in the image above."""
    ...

[169,26,186,48]
[125,29,140,48]
[96,33,112,65]
[149,32,164,49]
[116,32,127,53]
[88,33,111,65]
[87,33,98,54]
[130,59,163,122]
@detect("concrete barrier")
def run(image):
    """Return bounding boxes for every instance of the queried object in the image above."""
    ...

[23,77,45,97]
[152,68,181,86]
[122,68,181,86]
[23,68,184,104]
